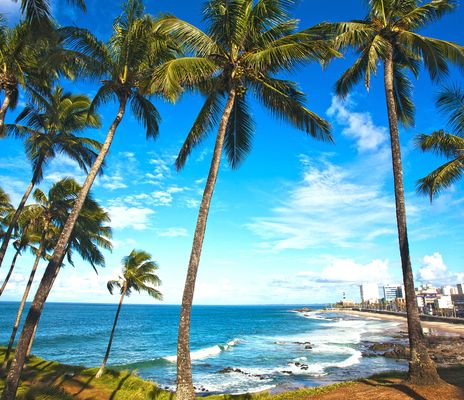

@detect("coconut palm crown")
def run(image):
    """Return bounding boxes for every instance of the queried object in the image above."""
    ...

[107,250,162,299]
[417,85,464,200]
[331,0,464,125]
[154,0,338,171]
[0,86,102,270]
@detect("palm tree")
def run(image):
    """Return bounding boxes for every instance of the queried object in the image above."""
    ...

[2,178,112,369]
[1,2,178,397]
[0,86,102,270]
[156,1,336,397]
[417,86,464,200]
[327,0,464,385]
[95,250,161,378]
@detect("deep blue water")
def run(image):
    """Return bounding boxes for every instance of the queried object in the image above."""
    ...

[0,302,407,394]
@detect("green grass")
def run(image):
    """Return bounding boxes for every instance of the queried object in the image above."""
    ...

[0,347,358,400]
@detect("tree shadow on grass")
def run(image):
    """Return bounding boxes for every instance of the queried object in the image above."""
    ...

[109,373,131,400]
[362,378,427,400]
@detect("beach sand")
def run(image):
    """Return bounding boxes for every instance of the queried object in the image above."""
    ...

[330,309,464,336]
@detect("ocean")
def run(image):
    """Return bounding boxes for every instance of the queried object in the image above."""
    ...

[0,303,407,394]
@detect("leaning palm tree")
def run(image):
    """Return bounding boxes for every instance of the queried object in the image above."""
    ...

[0,86,101,270]
[1,2,178,397]
[2,178,112,369]
[95,250,161,378]
[155,1,337,397]
[417,86,464,200]
[327,0,464,385]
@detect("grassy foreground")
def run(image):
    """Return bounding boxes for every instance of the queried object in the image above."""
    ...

[1,347,463,400]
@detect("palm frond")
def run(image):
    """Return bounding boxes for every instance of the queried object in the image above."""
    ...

[395,0,455,30]
[224,94,255,169]
[436,85,464,135]
[417,158,464,202]
[175,91,224,170]
[148,57,217,102]
[130,93,160,139]
[415,130,464,158]
[398,31,464,80]
[251,76,332,141]
[393,65,415,127]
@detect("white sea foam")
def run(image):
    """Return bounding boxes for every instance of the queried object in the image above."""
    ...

[163,338,240,362]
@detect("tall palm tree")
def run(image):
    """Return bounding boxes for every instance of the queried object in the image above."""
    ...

[95,250,161,378]
[417,86,464,200]
[1,2,178,397]
[156,1,337,397]
[327,0,464,385]
[0,86,102,270]
[2,178,112,370]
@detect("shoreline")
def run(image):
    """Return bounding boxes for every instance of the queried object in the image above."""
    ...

[328,308,464,336]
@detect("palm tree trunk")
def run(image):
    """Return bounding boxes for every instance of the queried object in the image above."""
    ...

[1,98,128,400]
[26,252,61,359]
[0,159,43,269]
[384,46,440,385]
[0,247,21,296]
[1,225,47,371]
[176,89,236,400]
[95,287,126,378]
[0,93,11,129]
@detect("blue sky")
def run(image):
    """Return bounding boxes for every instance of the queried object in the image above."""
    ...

[0,0,463,305]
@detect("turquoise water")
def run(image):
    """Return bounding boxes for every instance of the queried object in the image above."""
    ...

[0,303,407,394]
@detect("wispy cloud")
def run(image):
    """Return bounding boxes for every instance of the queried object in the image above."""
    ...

[248,157,396,251]
[158,227,188,237]
[327,96,388,153]
[106,206,155,230]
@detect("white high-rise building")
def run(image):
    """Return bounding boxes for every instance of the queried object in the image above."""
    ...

[383,284,400,301]
[360,283,379,303]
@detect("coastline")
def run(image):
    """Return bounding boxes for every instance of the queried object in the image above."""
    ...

[329,308,464,336]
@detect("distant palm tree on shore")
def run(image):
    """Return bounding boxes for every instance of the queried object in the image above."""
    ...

[96,249,162,378]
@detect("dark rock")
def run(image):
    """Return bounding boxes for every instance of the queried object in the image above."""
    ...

[282,370,293,374]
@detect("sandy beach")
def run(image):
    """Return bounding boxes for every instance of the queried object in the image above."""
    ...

[330,309,464,336]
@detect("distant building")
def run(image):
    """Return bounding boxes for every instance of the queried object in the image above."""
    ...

[457,283,464,295]
[434,296,453,310]
[360,283,379,303]
[442,286,458,295]
[383,284,400,302]
[451,294,464,317]
[397,285,405,299]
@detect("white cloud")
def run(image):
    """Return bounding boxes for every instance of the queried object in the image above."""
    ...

[158,227,188,237]
[327,96,388,152]
[106,206,154,230]
[185,199,200,209]
[417,252,464,284]
[100,175,127,190]
[316,258,391,283]
[248,158,395,250]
